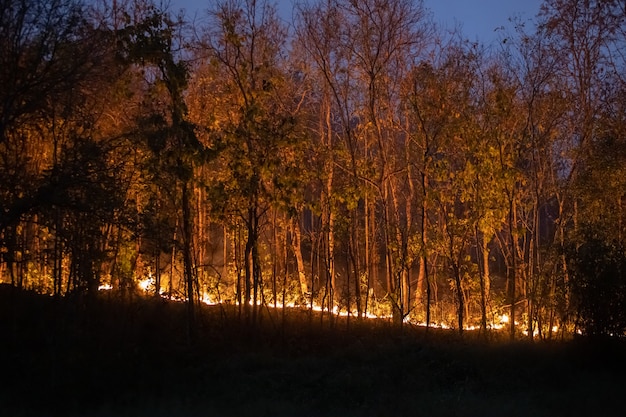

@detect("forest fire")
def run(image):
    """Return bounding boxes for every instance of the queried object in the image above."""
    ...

[3,0,626,415]
[2,0,626,345]
[116,281,518,332]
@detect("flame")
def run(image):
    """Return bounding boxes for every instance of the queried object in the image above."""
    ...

[200,292,219,305]
[138,277,153,292]
[98,281,540,333]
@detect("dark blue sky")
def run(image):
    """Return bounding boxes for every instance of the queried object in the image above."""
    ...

[172,0,543,43]
[426,0,543,42]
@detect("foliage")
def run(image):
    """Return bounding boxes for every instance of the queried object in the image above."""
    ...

[567,233,626,337]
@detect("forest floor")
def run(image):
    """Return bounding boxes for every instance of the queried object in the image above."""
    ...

[1,284,625,417]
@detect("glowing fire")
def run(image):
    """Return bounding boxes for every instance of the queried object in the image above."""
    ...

[138,277,153,292]
[98,281,538,332]
[200,292,219,305]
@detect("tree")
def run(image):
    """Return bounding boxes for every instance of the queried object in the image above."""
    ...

[346,0,428,323]
[0,0,108,248]
[0,0,140,297]
[294,0,360,320]
[537,0,626,333]
[116,2,206,338]
[567,232,626,337]
[296,0,429,323]
[195,0,303,326]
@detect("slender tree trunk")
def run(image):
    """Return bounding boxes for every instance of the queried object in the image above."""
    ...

[168,215,178,299]
[181,179,196,341]
[244,210,253,324]
[389,178,409,321]
[619,196,623,245]
[324,94,336,317]
[235,223,243,320]
[282,220,288,325]
[350,212,361,318]
[272,210,278,307]
[291,216,308,300]
[420,171,430,329]
[327,203,336,316]
[548,269,557,339]
[527,202,540,341]
[154,248,161,297]
[309,223,318,316]
[223,225,228,298]
[364,194,371,317]
[560,198,570,331]
[195,183,205,288]
[508,197,517,340]
[53,216,63,297]
[476,228,490,334]
[382,184,401,323]
[450,242,464,336]
[404,158,416,321]
[252,222,261,326]
[6,227,17,288]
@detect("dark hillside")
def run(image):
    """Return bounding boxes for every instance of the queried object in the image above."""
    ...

[1,285,624,417]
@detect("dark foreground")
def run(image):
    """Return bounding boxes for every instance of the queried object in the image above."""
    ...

[1,285,624,417]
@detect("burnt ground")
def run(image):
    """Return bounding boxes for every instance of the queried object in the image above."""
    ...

[1,284,625,417]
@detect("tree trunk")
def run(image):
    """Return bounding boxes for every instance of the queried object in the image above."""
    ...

[326,202,336,316]
[477,229,490,334]
[451,258,464,335]
[382,185,400,324]
[364,194,371,317]
[244,208,254,324]
[252,224,261,325]
[420,171,430,329]
[235,223,243,320]
[272,210,278,307]
[291,216,308,300]
[350,212,361,318]
[508,197,517,340]
[169,220,177,299]
[181,178,196,341]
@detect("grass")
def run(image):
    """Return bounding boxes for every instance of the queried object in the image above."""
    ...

[1,284,624,416]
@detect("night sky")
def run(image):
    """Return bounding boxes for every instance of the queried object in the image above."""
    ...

[426,0,543,42]
[171,0,544,43]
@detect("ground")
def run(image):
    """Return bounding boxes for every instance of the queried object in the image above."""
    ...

[1,285,624,416]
